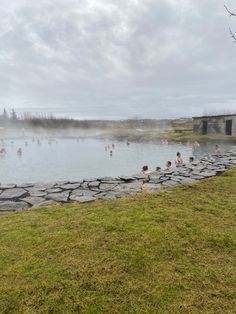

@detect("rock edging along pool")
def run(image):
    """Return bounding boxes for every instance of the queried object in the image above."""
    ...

[0,146,236,211]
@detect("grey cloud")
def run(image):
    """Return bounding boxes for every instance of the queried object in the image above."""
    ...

[0,0,236,119]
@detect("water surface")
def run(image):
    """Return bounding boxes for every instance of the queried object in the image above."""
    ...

[0,137,231,184]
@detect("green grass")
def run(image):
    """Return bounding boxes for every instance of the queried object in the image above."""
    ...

[0,169,236,313]
[164,130,236,143]
[100,128,236,143]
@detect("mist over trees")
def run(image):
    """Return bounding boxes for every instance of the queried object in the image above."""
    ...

[0,108,93,129]
[0,108,192,131]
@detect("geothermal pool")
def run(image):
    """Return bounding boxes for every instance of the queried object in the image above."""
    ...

[0,137,231,184]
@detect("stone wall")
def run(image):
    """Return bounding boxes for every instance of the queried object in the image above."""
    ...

[0,147,236,211]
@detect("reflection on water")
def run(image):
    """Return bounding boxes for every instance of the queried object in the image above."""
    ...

[0,137,233,184]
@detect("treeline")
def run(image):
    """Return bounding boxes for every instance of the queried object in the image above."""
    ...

[0,108,193,130]
[0,108,96,129]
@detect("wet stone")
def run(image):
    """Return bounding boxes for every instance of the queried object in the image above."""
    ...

[16,183,34,189]
[0,184,17,189]
[0,201,29,211]
[0,188,29,200]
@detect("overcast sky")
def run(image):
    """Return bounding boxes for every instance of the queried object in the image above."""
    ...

[0,0,236,119]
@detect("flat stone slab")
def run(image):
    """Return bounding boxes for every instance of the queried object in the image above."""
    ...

[46,188,62,193]
[45,191,70,202]
[99,183,118,191]
[33,183,56,190]
[60,183,81,190]
[26,186,47,192]
[0,188,29,200]
[88,181,100,188]
[16,183,34,188]
[0,201,29,211]
[26,190,48,197]
[70,195,96,203]
[83,178,97,182]
[71,189,98,197]
[0,184,17,189]
[21,196,47,206]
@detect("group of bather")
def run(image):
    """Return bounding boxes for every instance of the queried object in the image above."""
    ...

[140,145,223,175]
[0,137,54,157]
[140,151,194,174]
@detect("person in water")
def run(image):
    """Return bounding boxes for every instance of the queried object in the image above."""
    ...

[215,145,223,155]
[141,165,150,174]
[156,166,161,172]
[189,157,194,163]
[175,152,183,165]
[0,148,6,155]
[17,148,22,155]
[165,161,172,170]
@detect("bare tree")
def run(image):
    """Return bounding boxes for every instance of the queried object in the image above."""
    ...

[225,5,236,42]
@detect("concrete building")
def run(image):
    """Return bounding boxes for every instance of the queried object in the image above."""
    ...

[193,114,236,136]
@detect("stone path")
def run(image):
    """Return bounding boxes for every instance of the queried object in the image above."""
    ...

[1,147,236,211]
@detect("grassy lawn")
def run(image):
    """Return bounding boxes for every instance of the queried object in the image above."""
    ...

[0,169,236,313]
[101,128,236,143]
